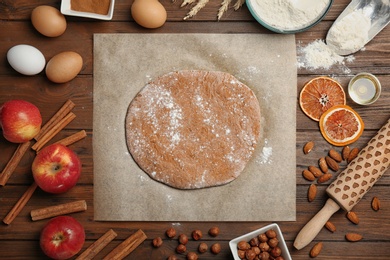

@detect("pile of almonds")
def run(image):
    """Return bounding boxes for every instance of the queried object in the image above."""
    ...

[302,141,382,258]
[302,142,360,203]
[152,226,221,260]
[236,229,285,260]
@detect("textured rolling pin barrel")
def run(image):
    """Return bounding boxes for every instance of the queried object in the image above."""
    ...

[294,118,390,250]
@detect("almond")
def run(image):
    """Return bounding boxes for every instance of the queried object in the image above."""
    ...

[303,141,314,154]
[317,173,333,184]
[302,169,316,181]
[325,156,339,171]
[342,145,350,161]
[309,242,323,258]
[346,211,359,225]
[308,184,317,202]
[318,157,328,173]
[347,147,359,163]
[309,165,323,178]
[329,149,342,162]
[325,221,336,233]
[345,233,363,242]
[371,196,380,211]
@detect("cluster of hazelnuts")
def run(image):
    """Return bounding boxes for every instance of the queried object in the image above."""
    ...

[236,229,285,260]
[152,226,221,260]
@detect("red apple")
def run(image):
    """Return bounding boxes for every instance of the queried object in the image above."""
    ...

[32,143,81,194]
[40,216,85,259]
[0,99,42,143]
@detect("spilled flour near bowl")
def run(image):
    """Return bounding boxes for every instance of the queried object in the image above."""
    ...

[297,39,356,73]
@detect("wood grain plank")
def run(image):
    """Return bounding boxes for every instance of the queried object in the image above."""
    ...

[0,240,389,259]
[0,0,353,21]
[1,21,389,76]
[1,185,389,241]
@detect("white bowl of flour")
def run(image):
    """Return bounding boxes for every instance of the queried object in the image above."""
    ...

[246,0,333,33]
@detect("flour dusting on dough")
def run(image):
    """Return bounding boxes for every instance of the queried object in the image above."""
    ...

[125,70,261,189]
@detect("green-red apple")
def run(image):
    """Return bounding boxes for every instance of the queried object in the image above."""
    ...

[40,216,85,259]
[32,143,81,194]
[0,99,42,143]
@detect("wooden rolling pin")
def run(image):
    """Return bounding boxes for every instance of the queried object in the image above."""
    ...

[294,118,390,250]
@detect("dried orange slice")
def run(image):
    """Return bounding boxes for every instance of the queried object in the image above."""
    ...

[299,77,346,121]
[319,105,364,146]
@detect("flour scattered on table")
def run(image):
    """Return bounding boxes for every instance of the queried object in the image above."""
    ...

[297,39,355,73]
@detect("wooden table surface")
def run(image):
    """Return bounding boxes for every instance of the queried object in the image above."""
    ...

[1,0,389,259]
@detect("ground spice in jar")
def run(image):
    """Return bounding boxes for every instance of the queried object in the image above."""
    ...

[71,0,111,15]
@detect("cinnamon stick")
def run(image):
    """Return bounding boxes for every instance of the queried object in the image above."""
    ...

[76,229,118,260]
[31,112,76,152]
[55,130,87,147]
[34,100,75,141]
[3,182,38,225]
[30,200,87,221]
[0,141,31,186]
[103,229,147,260]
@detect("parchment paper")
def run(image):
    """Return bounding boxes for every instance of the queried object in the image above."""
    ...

[93,34,297,221]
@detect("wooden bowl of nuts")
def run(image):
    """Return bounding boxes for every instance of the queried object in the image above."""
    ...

[229,223,291,260]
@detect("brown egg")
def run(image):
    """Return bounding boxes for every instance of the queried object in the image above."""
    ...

[131,0,167,29]
[46,51,83,83]
[31,5,67,37]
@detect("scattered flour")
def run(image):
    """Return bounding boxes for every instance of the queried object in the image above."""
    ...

[327,8,371,54]
[256,138,273,165]
[297,39,355,73]
[252,0,331,30]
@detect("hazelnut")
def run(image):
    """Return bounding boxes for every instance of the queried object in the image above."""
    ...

[166,227,176,238]
[258,233,268,243]
[208,226,220,237]
[167,255,178,260]
[152,237,163,248]
[250,236,259,247]
[176,244,186,254]
[245,249,256,260]
[259,251,270,260]
[252,246,261,255]
[268,237,279,248]
[259,242,270,252]
[237,249,246,259]
[178,234,189,245]
[192,229,203,240]
[211,243,221,254]
[186,252,198,260]
[266,229,277,239]
[270,246,282,258]
[237,240,251,250]
[198,242,208,253]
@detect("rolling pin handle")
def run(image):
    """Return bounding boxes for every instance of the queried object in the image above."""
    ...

[293,198,340,250]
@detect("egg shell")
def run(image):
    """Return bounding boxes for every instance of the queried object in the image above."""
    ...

[46,51,83,83]
[7,44,46,76]
[31,5,67,37]
[131,0,167,29]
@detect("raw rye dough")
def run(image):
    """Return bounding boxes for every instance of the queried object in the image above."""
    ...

[125,70,261,189]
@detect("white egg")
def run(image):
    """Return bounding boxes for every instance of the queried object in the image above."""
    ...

[7,44,46,75]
